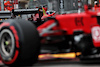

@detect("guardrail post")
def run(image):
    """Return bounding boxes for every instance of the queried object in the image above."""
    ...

[1,0,4,11]
[59,0,64,14]
[78,0,82,13]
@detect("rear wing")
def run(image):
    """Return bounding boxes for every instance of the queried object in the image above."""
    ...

[0,8,43,19]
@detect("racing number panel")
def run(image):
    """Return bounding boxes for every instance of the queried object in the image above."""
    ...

[75,17,84,26]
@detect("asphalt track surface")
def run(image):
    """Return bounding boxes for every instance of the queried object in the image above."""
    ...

[1,58,100,67]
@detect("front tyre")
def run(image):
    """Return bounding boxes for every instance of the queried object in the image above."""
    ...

[0,19,40,66]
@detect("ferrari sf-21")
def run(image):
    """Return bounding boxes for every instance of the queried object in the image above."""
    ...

[0,5,100,66]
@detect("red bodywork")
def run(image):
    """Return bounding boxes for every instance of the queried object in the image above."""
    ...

[37,6,100,48]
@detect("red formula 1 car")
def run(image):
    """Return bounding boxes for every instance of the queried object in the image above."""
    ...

[0,5,100,66]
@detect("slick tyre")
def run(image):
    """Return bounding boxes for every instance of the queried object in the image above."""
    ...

[78,36,93,61]
[0,19,40,66]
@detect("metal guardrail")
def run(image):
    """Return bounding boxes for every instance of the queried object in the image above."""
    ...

[65,10,84,14]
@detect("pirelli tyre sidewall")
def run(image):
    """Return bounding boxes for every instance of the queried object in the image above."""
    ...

[0,28,16,64]
[0,19,40,66]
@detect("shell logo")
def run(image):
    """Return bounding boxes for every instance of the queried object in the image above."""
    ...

[97,12,100,16]
[92,26,100,42]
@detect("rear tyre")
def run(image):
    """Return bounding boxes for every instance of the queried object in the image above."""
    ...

[0,19,40,66]
[78,36,94,60]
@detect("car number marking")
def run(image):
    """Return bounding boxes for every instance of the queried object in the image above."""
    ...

[75,17,84,26]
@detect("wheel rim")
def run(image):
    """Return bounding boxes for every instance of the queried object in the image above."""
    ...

[0,29,15,61]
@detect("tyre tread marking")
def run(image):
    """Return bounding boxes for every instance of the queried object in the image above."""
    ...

[10,26,19,48]
[0,23,10,29]
[3,50,19,64]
